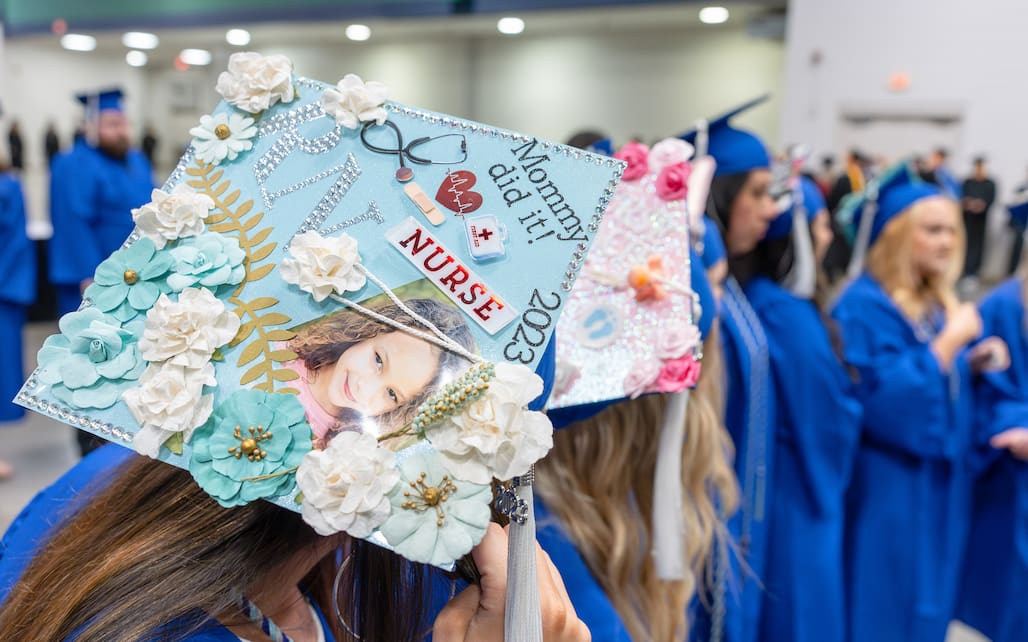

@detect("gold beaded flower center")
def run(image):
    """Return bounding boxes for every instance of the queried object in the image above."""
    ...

[123,269,139,285]
[228,424,273,461]
[402,472,458,527]
[214,124,232,140]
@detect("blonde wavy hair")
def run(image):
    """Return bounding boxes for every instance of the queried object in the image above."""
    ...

[536,332,738,641]
[865,197,963,322]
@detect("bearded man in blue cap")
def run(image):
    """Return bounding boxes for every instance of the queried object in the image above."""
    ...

[48,88,154,455]
[49,88,154,319]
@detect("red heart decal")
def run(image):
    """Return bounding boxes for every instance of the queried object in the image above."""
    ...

[435,170,483,215]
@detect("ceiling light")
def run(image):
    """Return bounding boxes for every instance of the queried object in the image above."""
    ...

[126,50,148,67]
[497,17,525,35]
[121,31,158,49]
[699,6,730,24]
[60,34,96,52]
[226,28,251,46]
[179,48,212,66]
[345,24,371,41]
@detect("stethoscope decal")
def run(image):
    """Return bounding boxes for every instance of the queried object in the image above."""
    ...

[360,120,468,183]
[360,121,468,227]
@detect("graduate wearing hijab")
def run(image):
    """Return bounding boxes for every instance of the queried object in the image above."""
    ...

[955,191,1028,642]
[832,163,1005,642]
[681,97,779,642]
[745,174,861,642]
[49,89,154,317]
[537,138,735,641]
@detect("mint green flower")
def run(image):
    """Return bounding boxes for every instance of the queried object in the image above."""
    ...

[36,307,145,409]
[379,448,491,567]
[166,232,246,292]
[189,389,312,508]
[84,238,175,322]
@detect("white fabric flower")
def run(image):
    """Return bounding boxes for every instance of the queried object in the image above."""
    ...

[296,431,400,538]
[131,185,214,250]
[657,324,701,360]
[648,138,695,174]
[279,231,367,302]
[189,112,257,166]
[424,363,553,484]
[320,74,389,129]
[124,362,216,458]
[138,288,241,368]
[215,52,295,114]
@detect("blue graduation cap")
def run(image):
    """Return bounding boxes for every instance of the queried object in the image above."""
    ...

[838,160,942,276]
[680,95,771,177]
[586,138,613,157]
[766,175,827,241]
[75,88,125,115]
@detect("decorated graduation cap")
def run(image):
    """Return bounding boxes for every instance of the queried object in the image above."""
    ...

[549,137,709,580]
[680,95,772,176]
[838,159,942,277]
[19,52,622,604]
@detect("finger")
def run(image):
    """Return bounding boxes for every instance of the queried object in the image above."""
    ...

[471,522,509,616]
[432,585,479,641]
[991,428,1028,449]
[538,544,575,613]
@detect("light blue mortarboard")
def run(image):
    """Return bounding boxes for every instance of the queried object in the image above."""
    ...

[680,95,772,177]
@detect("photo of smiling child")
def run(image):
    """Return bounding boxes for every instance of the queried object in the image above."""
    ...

[283,293,476,449]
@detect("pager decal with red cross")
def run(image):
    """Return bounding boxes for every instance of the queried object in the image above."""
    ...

[464,214,508,261]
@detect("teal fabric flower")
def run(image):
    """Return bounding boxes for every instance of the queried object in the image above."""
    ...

[36,307,145,409]
[84,238,175,322]
[189,389,312,508]
[379,448,492,567]
[166,232,246,292]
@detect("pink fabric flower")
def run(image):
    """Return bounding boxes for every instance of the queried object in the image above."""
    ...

[648,138,694,174]
[656,162,691,201]
[623,359,662,398]
[657,325,701,360]
[614,142,650,181]
[655,355,702,393]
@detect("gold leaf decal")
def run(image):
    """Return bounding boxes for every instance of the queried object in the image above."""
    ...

[187,160,298,392]
[268,349,298,362]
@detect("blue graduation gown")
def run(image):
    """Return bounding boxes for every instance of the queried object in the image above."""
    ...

[956,277,1028,642]
[832,273,973,642]
[0,172,35,422]
[693,277,775,642]
[0,445,337,642]
[535,497,631,641]
[48,141,153,315]
[745,277,861,642]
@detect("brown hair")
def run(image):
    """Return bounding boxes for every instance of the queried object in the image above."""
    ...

[0,455,444,641]
[866,197,962,322]
[535,339,738,641]
[290,298,476,441]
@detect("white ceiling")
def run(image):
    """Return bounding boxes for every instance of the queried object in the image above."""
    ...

[8,3,787,69]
